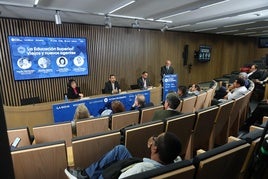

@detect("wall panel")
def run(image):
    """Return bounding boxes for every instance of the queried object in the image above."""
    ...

[0,18,257,106]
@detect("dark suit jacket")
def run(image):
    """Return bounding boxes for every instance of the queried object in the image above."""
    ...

[161,66,174,78]
[104,81,120,94]
[67,87,81,99]
[137,77,151,90]
[151,110,181,121]
[248,70,262,80]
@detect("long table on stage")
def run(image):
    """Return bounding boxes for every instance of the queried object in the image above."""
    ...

[4,86,162,134]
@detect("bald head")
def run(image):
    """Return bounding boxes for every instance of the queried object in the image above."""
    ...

[165,60,171,67]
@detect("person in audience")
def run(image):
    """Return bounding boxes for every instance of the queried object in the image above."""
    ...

[101,100,125,116]
[151,93,181,121]
[241,99,268,131]
[67,79,84,99]
[214,82,228,100]
[220,77,248,101]
[160,60,174,78]
[239,72,250,89]
[104,74,121,94]
[71,104,91,136]
[131,94,153,110]
[177,85,188,99]
[188,84,200,96]
[65,132,182,179]
[137,71,152,90]
[247,64,262,80]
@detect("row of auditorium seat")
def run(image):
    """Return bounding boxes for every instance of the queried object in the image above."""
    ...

[8,80,256,178]
[10,117,268,179]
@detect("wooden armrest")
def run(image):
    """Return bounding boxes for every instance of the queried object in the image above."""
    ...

[196,149,206,155]
[228,136,240,143]
[249,125,264,132]
[263,116,268,123]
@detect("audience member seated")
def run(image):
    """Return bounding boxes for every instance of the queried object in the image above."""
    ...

[151,93,181,121]
[188,84,200,96]
[247,64,262,80]
[219,77,247,102]
[137,71,152,90]
[242,99,268,131]
[214,82,228,100]
[104,74,121,94]
[67,79,84,99]
[65,132,182,179]
[71,104,91,136]
[131,94,154,110]
[239,72,250,89]
[101,100,125,116]
[177,85,188,99]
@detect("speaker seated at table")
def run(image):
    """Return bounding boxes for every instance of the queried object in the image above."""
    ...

[67,79,83,99]
[104,74,121,94]
[137,71,152,90]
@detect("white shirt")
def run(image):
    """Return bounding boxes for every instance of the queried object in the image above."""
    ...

[227,86,248,100]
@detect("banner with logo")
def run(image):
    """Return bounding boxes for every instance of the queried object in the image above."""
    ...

[52,90,150,123]
[162,74,178,101]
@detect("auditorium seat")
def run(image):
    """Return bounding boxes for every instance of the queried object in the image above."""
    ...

[164,113,196,158]
[76,116,109,137]
[176,99,182,112]
[240,90,253,127]
[72,131,121,168]
[228,95,245,137]
[194,91,207,111]
[7,126,31,147]
[193,140,250,179]
[11,140,68,179]
[210,100,234,148]
[140,105,163,124]
[33,122,73,147]
[123,121,164,158]
[180,95,197,113]
[111,110,139,130]
[203,88,213,108]
[126,160,195,179]
[191,106,219,155]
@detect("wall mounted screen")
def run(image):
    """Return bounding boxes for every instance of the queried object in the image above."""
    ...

[8,36,89,80]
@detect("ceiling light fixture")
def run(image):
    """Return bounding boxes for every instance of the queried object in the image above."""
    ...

[104,16,112,29]
[132,19,140,28]
[109,0,135,14]
[168,24,191,30]
[224,21,255,28]
[161,24,168,32]
[55,10,62,25]
[33,0,39,7]
[246,26,268,31]
[216,29,239,34]
[155,19,172,23]
[194,27,217,32]
[200,0,230,9]
[234,32,256,35]
[160,10,191,20]
[196,17,231,25]
[109,14,144,20]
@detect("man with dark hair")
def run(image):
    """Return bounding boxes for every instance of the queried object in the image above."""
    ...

[248,64,262,80]
[137,71,152,90]
[177,85,188,99]
[104,74,121,94]
[65,132,182,179]
[151,93,181,121]
[221,77,247,101]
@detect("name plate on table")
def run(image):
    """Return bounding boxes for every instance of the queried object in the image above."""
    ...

[52,90,150,123]
[162,74,178,101]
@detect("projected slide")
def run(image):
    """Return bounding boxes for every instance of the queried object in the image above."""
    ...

[8,36,89,80]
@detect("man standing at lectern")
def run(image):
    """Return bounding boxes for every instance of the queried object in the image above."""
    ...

[161,60,174,78]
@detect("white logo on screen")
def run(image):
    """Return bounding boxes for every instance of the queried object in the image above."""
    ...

[56,56,68,67]
[73,56,84,67]
[17,58,32,69]
[38,57,51,68]
[103,98,108,103]
[17,46,26,54]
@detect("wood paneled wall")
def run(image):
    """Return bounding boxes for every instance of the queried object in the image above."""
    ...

[0,18,257,106]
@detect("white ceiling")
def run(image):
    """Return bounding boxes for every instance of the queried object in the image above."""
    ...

[0,0,268,37]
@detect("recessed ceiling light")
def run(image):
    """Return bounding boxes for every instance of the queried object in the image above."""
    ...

[234,32,256,35]
[194,27,217,32]
[216,30,239,34]
[246,26,268,31]
[199,0,230,9]
[109,1,135,14]
[224,21,255,28]
[168,24,191,30]
[160,10,191,20]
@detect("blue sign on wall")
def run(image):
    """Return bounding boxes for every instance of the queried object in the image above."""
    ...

[52,90,150,123]
[162,74,178,101]
[8,36,88,80]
